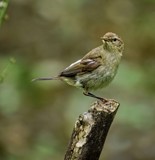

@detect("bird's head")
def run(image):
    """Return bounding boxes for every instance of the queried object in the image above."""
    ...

[101,32,124,55]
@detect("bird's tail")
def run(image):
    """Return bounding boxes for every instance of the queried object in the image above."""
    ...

[32,76,59,82]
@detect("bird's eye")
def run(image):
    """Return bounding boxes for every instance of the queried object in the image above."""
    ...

[113,38,117,42]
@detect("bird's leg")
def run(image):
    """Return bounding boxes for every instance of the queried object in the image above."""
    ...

[83,91,107,102]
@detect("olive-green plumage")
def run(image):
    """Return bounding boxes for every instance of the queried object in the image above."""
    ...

[33,32,124,101]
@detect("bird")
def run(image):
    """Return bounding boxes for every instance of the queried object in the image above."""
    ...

[32,32,124,102]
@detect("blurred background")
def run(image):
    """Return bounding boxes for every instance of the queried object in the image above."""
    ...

[0,0,155,160]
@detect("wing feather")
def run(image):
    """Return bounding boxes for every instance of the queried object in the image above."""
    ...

[59,46,104,77]
[59,59,100,77]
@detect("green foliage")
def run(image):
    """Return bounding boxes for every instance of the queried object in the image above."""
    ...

[0,0,9,26]
[117,102,155,129]
[0,57,16,83]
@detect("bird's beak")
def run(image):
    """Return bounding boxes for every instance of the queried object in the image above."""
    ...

[100,37,106,44]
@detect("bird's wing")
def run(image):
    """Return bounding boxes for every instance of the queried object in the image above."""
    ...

[59,58,101,77]
[82,45,103,60]
[59,46,105,77]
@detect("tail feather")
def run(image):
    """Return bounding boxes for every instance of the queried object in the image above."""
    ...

[32,76,59,82]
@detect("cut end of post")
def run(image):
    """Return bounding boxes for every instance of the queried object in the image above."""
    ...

[90,99,120,113]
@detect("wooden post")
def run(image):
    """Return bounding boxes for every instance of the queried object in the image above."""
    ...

[64,99,119,160]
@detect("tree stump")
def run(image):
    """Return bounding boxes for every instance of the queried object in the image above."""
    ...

[64,99,119,160]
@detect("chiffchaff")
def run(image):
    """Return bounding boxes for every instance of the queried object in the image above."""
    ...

[32,32,124,102]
